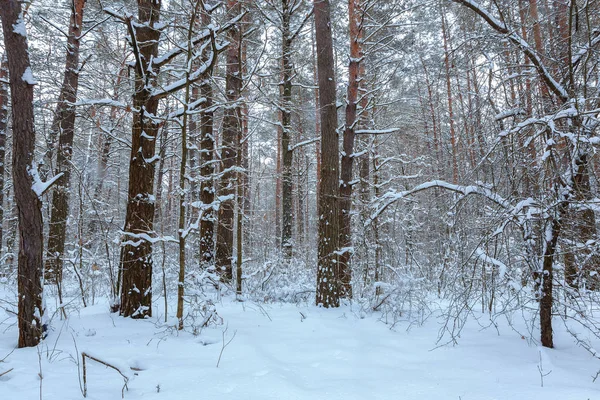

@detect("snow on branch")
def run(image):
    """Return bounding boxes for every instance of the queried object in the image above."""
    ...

[452,0,569,102]
[29,162,63,198]
[288,137,320,152]
[572,28,600,71]
[152,12,246,69]
[475,248,507,279]
[151,30,222,100]
[368,180,510,225]
[355,127,401,135]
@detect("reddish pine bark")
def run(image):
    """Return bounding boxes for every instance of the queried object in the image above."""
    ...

[0,0,44,347]
[314,0,340,308]
[45,0,87,285]
[0,55,8,253]
[215,0,242,283]
[339,0,365,298]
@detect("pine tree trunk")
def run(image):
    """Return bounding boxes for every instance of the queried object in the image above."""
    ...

[215,0,242,283]
[119,0,163,318]
[314,0,340,308]
[177,2,202,329]
[0,55,8,255]
[198,29,216,267]
[1,0,44,347]
[441,11,458,184]
[45,0,86,285]
[311,19,321,201]
[339,0,364,299]
[280,0,294,259]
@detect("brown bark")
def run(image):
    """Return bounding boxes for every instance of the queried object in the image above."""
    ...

[0,55,8,254]
[339,0,364,299]
[275,124,282,247]
[119,0,163,318]
[199,8,216,268]
[1,0,44,347]
[45,0,87,285]
[177,0,203,330]
[420,57,440,171]
[314,0,340,308]
[311,19,321,200]
[215,0,242,283]
[441,11,458,184]
[280,0,294,259]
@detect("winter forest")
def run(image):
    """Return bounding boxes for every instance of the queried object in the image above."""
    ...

[1,0,600,398]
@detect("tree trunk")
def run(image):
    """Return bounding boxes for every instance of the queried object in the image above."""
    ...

[441,11,458,184]
[199,8,216,268]
[0,55,8,254]
[215,0,242,283]
[119,0,162,318]
[177,1,202,330]
[1,0,45,347]
[45,0,87,285]
[314,0,340,308]
[280,0,294,259]
[311,18,321,201]
[339,0,364,299]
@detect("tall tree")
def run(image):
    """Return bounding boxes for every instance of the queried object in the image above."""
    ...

[338,0,365,298]
[0,55,8,255]
[280,0,294,259]
[314,0,340,307]
[278,0,312,259]
[215,0,243,283]
[0,0,45,347]
[117,0,163,318]
[199,5,216,268]
[45,0,87,287]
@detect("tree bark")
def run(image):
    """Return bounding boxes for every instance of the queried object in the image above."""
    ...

[280,0,294,259]
[441,11,458,184]
[45,0,87,285]
[177,1,203,330]
[0,0,45,347]
[119,0,163,318]
[199,8,216,268]
[314,0,340,308]
[0,55,8,254]
[339,0,364,299]
[215,0,242,283]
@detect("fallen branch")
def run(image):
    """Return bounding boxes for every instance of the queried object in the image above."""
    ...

[81,352,130,398]
[0,368,13,377]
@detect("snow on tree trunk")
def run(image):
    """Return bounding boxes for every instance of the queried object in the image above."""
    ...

[45,0,87,286]
[215,0,242,283]
[119,0,163,318]
[314,0,340,308]
[0,0,44,347]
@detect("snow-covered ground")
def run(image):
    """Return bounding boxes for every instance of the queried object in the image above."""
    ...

[1,298,598,399]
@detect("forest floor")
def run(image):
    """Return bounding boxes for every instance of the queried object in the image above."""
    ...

[0,294,599,400]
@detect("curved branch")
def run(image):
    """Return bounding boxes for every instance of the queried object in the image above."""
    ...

[451,0,569,102]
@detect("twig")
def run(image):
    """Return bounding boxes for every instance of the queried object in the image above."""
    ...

[0,347,15,363]
[537,350,552,387]
[82,352,130,398]
[0,368,13,377]
[216,325,237,368]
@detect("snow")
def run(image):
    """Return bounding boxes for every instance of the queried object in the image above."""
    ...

[29,162,62,197]
[21,67,37,85]
[12,17,27,37]
[0,296,598,400]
